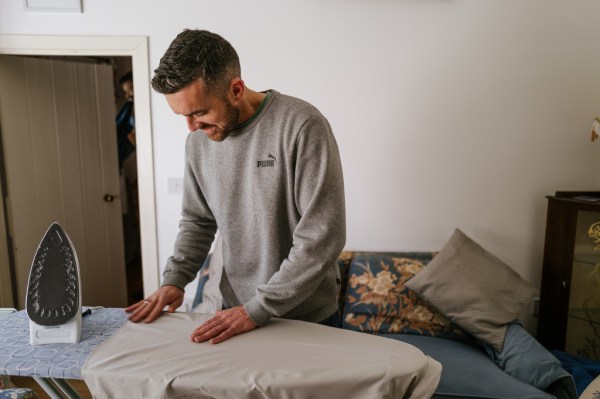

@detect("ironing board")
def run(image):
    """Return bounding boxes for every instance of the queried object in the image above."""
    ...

[1,309,442,399]
[0,308,127,399]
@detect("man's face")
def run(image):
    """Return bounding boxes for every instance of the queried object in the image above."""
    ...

[165,79,239,142]
[121,80,134,101]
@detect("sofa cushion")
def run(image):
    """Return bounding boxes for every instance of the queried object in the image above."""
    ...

[191,232,223,313]
[337,251,355,314]
[0,389,38,399]
[405,228,538,352]
[0,376,37,399]
[384,334,556,399]
[341,253,470,341]
[484,323,577,399]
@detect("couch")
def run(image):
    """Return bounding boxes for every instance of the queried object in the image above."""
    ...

[192,229,577,399]
[0,376,37,399]
[335,230,577,399]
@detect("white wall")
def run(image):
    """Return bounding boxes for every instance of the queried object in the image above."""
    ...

[1,0,600,320]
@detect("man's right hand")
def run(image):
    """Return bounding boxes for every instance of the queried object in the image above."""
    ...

[125,285,185,323]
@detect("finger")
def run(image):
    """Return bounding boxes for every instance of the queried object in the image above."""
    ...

[190,314,230,341]
[167,297,184,313]
[128,306,150,322]
[189,306,257,344]
[125,300,146,313]
[193,315,254,344]
[208,316,253,344]
[209,327,235,344]
[191,313,225,334]
[128,300,155,322]
[144,301,165,323]
[192,323,227,343]
[127,300,148,320]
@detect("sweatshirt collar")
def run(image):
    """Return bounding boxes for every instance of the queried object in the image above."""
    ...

[230,90,275,135]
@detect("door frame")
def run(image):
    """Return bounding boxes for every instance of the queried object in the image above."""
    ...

[0,35,160,303]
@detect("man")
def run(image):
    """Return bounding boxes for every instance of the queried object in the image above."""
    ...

[126,29,346,344]
[115,71,141,289]
[116,71,136,169]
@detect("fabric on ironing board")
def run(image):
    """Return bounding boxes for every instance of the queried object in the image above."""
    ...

[81,312,441,399]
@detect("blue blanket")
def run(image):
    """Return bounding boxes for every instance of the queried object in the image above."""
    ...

[552,349,600,396]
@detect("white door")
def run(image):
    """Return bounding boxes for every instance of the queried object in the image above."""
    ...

[0,55,127,308]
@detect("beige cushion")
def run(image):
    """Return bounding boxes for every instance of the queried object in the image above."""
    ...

[405,228,538,352]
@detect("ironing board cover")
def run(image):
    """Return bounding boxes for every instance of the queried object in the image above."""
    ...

[82,312,442,399]
[0,308,126,379]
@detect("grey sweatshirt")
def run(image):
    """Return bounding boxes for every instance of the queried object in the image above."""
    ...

[162,90,346,326]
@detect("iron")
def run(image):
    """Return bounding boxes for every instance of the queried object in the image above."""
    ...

[26,222,82,345]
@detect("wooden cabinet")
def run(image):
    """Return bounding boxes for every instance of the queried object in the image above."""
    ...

[538,191,600,359]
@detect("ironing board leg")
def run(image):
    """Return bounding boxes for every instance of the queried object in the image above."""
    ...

[33,376,66,399]
[52,378,83,399]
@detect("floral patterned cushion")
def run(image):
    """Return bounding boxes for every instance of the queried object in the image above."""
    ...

[336,251,355,312]
[0,375,37,399]
[341,253,471,341]
[0,388,38,399]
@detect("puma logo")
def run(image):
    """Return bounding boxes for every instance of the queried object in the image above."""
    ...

[257,153,277,168]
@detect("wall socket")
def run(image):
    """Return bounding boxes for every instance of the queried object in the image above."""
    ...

[167,177,184,194]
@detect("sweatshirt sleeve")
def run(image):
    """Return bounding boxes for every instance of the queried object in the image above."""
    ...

[161,138,218,290]
[244,115,346,325]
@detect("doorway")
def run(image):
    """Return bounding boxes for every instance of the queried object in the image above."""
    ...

[113,57,144,305]
[0,35,159,309]
[0,54,129,308]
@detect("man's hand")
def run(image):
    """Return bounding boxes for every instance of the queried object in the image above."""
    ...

[125,285,184,323]
[191,305,257,344]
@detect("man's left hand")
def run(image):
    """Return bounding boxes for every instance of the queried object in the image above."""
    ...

[191,305,257,344]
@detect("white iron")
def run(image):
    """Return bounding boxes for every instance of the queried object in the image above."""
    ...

[26,222,82,345]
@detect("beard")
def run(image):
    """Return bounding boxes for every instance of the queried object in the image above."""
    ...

[204,99,240,142]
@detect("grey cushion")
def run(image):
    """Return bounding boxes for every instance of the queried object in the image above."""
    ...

[484,323,577,399]
[405,228,538,351]
[384,333,555,399]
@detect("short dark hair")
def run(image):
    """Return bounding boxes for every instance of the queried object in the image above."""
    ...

[118,71,133,86]
[151,29,241,95]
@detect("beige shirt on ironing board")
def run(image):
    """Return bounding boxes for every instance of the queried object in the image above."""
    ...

[82,312,441,399]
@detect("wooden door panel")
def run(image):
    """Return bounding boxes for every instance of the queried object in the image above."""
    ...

[52,59,87,266]
[0,56,37,303]
[94,64,127,304]
[76,62,107,304]
[0,55,127,308]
